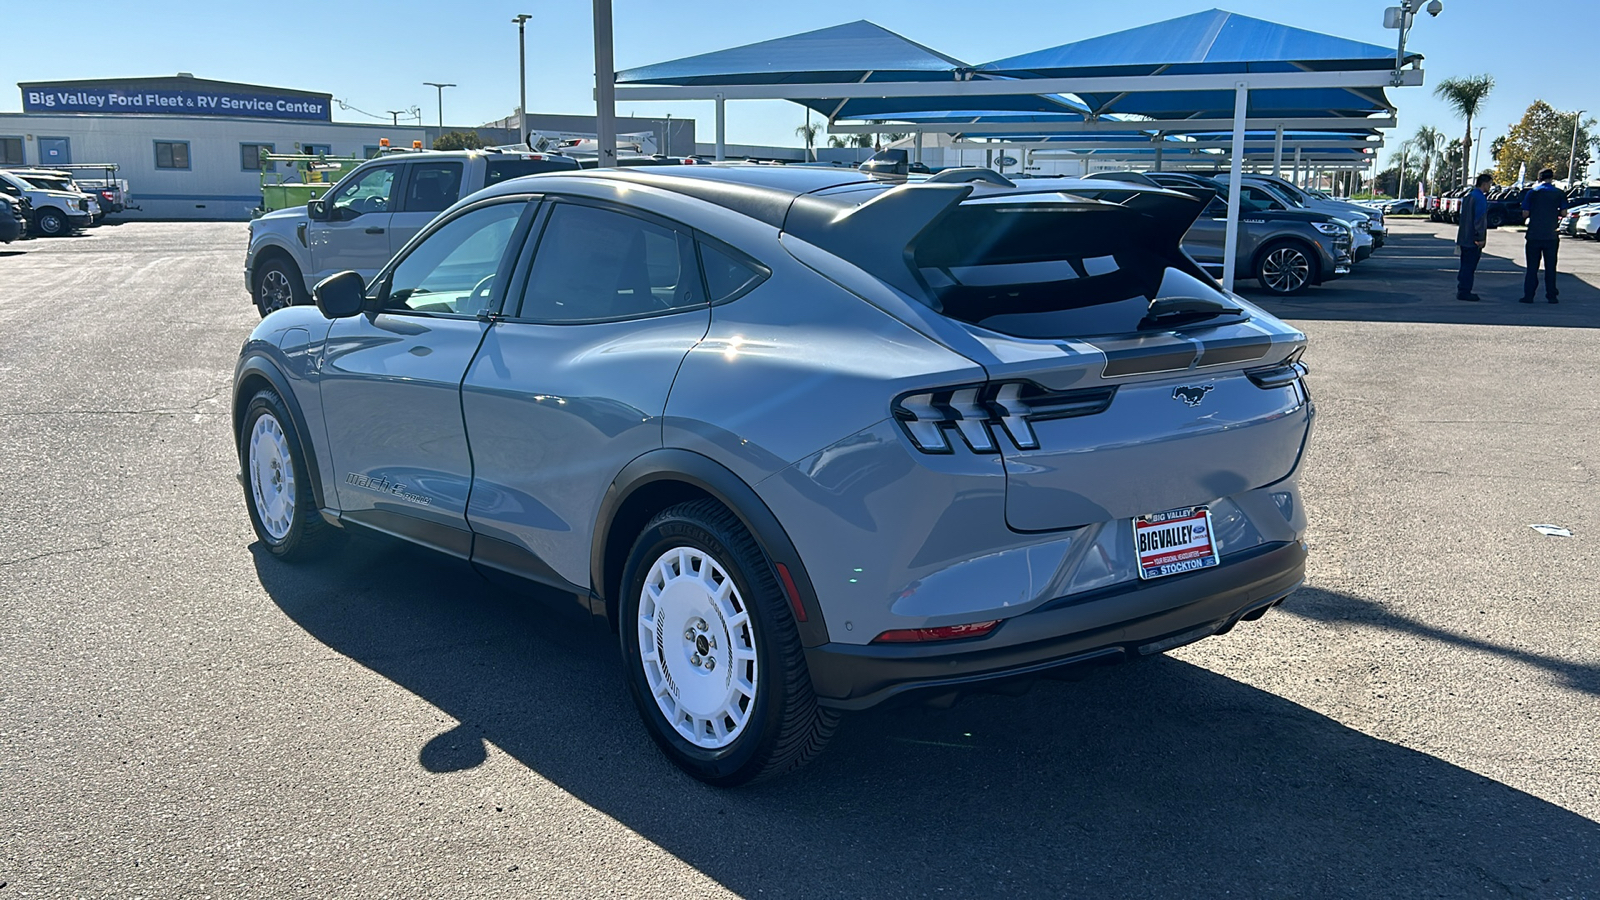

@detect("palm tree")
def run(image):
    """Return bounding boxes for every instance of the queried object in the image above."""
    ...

[826,135,847,149]
[795,120,821,162]
[1410,124,1445,195]
[1433,75,1495,184]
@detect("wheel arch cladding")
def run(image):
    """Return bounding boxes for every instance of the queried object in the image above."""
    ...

[234,357,326,509]
[593,449,830,646]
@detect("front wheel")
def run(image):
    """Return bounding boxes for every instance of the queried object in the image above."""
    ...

[1255,242,1316,295]
[253,257,308,317]
[619,500,836,786]
[240,389,342,560]
[34,208,69,237]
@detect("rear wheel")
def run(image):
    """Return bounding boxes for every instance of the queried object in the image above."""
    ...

[1255,241,1316,295]
[619,500,836,786]
[34,208,69,237]
[253,256,308,317]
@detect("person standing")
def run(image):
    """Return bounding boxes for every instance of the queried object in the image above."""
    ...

[1456,173,1492,301]
[1520,167,1568,303]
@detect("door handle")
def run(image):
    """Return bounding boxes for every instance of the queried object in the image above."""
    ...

[365,226,386,234]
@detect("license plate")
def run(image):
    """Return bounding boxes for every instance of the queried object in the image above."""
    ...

[1134,506,1219,580]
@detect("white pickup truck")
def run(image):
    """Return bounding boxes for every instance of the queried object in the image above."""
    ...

[243,149,578,316]
[0,169,93,236]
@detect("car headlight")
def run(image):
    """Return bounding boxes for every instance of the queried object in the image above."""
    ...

[1355,219,1371,232]
[1313,222,1344,235]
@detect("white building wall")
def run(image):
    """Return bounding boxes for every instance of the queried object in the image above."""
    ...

[0,113,428,220]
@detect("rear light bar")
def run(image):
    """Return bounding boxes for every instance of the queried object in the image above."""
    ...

[873,620,1000,643]
[892,382,1115,454]
[1246,346,1308,389]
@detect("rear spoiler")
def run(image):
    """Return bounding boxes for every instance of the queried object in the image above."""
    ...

[782,180,1212,302]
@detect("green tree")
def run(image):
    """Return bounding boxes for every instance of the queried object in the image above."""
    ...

[1433,75,1495,185]
[1409,124,1445,195]
[1493,100,1595,185]
[794,119,821,161]
[826,135,847,149]
[1434,138,1467,192]
[850,133,874,149]
[432,130,485,151]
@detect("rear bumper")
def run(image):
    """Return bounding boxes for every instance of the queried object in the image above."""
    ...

[804,540,1306,710]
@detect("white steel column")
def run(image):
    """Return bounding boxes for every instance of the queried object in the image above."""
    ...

[1273,125,1284,176]
[715,94,726,161]
[1292,146,1302,184]
[914,131,923,164]
[1222,82,1248,292]
[592,0,616,167]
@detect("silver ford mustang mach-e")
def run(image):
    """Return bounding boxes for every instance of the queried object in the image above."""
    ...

[234,163,1313,784]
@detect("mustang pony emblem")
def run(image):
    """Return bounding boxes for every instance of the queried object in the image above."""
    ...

[1173,385,1214,407]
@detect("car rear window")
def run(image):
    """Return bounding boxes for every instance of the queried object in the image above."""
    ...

[485,157,578,186]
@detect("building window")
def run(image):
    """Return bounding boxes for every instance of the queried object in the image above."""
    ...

[241,143,275,171]
[363,146,381,159]
[301,143,332,156]
[0,137,23,166]
[155,141,191,170]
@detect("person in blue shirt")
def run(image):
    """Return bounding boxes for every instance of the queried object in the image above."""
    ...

[1520,168,1568,303]
[1455,173,1492,301]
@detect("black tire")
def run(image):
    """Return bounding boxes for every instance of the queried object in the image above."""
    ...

[1488,209,1504,228]
[619,499,837,786]
[1254,240,1317,295]
[239,389,342,561]
[34,208,69,237]
[253,256,309,318]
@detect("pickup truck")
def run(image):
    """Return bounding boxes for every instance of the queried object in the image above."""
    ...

[0,169,93,236]
[244,149,579,316]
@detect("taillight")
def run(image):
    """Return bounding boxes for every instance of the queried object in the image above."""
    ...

[873,620,1001,643]
[892,382,1115,454]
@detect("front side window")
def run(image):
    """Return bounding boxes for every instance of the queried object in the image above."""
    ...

[387,202,525,316]
[0,138,22,166]
[1239,186,1282,212]
[517,203,701,322]
[241,143,274,171]
[404,162,463,213]
[329,165,396,219]
[154,141,190,170]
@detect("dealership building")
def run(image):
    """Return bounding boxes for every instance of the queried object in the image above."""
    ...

[3,75,694,220]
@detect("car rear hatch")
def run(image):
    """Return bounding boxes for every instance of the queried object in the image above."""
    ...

[787,177,1311,533]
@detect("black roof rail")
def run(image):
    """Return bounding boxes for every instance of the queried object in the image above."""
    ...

[925,168,1015,187]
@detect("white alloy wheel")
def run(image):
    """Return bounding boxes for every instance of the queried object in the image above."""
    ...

[636,546,759,750]
[248,413,296,542]
[1261,246,1311,293]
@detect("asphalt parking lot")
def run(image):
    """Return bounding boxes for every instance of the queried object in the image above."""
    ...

[1,219,1597,898]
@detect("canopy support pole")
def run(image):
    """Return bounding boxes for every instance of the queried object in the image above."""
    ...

[592,0,616,168]
[1293,146,1302,185]
[1223,82,1248,292]
[1153,138,1163,172]
[1273,125,1284,176]
[715,94,726,161]
[914,131,923,165]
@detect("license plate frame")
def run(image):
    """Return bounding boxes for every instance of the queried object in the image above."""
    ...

[1133,506,1220,581]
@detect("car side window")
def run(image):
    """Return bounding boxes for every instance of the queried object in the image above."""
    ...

[404,162,463,213]
[386,202,525,316]
[516,203,702,322]
[330,165,397,220]
[1240,186,1281,212]
[698,241,769,302]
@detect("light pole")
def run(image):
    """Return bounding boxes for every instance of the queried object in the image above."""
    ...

[513,14,532,146]
[423,82,455,129]
[1568,109,1586,186]
[386,109,404,127]
[1472,125,1485,176]
[663,113,671,156]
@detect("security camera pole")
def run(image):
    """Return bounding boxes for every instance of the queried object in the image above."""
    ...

[1386,1,1443,87]
[513,14,532,146]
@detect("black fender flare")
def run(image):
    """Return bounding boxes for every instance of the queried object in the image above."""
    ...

[592,449,830,647]
[233,351,328,510]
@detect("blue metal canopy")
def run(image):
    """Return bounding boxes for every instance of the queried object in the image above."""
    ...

[980,9,1414,120]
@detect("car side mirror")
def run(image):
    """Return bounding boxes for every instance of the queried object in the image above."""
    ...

[313,271,366,318]
[306,198,328,220]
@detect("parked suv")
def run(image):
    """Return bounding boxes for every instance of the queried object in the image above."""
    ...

[234,164,1313,784]
[0,169,93,236]
[1219,173,1386,248]
[1087,172,1351,294]
[243,149,579,316]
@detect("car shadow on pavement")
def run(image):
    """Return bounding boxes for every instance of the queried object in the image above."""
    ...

[252,537,1600,898]
[1244,227,1600,328]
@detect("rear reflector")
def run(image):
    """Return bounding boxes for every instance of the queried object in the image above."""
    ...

[774,563,806,623]
[873,620,1000,643]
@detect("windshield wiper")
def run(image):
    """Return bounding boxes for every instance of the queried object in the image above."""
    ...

[1138,296,1247,331]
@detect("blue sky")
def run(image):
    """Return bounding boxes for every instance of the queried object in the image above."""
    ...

[1,0,1581,166]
